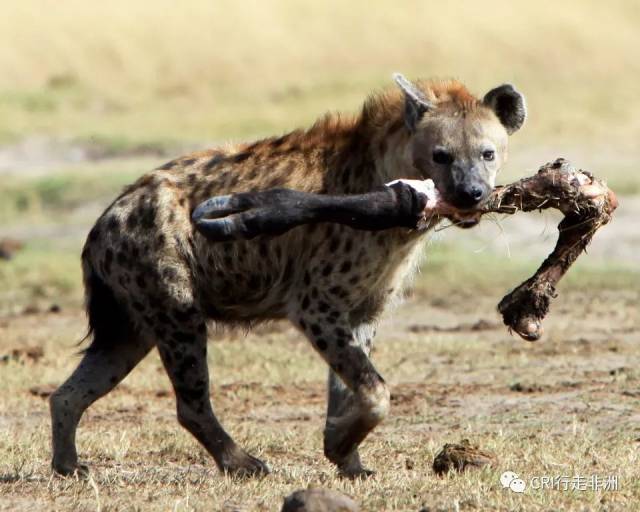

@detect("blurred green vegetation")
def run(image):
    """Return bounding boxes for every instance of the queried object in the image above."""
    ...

[422,243,640,297]
[0,164,145,223]
[0,243,81,314]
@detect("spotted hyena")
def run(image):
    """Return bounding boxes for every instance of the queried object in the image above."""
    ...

[50,74,526,477]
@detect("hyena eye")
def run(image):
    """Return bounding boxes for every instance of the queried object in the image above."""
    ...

[432,150,453,165]
[482,150,495,161]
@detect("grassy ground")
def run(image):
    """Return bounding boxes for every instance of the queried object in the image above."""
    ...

[1,280,639,511]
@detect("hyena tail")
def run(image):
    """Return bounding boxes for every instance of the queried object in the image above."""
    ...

[81,256,136,353]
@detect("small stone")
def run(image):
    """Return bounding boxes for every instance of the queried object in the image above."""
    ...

[281,488,359,512]
[509,382,543,393]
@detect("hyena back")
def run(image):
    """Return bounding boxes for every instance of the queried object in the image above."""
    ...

[50,75,526,477]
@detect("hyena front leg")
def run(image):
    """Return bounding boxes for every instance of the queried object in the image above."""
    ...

[292,309,389,477]
[326,323,377,476]
[155,319,270,477]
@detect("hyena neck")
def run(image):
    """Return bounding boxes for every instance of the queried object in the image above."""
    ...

[322,98,417,195]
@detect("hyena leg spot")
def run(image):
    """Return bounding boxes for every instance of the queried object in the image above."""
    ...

[49,387,90,477]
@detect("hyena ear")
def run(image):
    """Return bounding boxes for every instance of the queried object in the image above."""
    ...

[393,73,433,132]
[483,84,527,135]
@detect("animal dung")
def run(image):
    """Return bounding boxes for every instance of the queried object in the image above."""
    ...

[432,439,497,475]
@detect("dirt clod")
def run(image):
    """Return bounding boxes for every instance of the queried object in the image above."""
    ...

[432,439,496,475]
[22,305,40,315]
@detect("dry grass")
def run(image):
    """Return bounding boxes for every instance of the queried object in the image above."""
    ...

[1,282,639,511]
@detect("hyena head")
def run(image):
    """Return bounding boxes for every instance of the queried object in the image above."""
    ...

[393,74,526,223]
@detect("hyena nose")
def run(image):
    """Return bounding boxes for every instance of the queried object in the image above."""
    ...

[470,186,484,201]
[455,184,486,209]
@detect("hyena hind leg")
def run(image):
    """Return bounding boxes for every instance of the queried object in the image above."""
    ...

[50,339,153,476]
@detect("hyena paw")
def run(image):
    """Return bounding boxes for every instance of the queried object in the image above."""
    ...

[220,449,271,478]
[335,449,375,479]
[323,409,365,463]
[52,460,90,478]
[338,465,376,479]
[324,437,375,478]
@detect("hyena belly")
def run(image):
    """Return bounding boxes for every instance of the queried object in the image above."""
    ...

[192,222,424,327]
[193,233,310,322]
